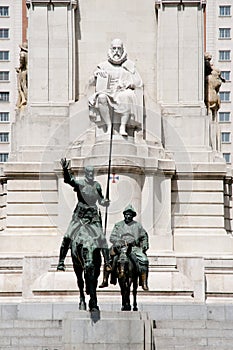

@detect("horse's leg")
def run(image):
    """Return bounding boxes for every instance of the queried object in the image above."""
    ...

[73,263,86,310]
[86,266,99,311]
[90,249,101,311]
[77,271,87,310]
[83,248,100,312]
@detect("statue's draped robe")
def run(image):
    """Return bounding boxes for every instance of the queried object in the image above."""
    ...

[89,59,143,122]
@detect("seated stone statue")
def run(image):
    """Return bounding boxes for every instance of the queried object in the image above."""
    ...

[89,39,143,136]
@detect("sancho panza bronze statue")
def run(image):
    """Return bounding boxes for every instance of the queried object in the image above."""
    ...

[99,204,149,291]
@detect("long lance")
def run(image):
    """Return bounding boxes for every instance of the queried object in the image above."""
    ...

[104,120,114,235]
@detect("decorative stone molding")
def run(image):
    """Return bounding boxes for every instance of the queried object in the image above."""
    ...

[26,0,77,8]
[155,0,206,9]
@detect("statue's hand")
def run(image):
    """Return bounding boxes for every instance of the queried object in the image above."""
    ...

[127,84,136,90]
[95,69,108,79]
[60,158,70,170]
[102,199,110,207]
[127,238,136,247]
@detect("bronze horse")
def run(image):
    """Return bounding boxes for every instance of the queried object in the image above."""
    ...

[70,238,101,312]
[113,242,139,311]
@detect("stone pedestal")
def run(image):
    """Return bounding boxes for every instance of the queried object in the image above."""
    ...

[64,311,154,350]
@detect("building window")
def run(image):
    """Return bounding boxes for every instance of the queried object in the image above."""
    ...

[0,29,9,39]
[0,51,9,61]
[221,71,231,81]
[223,153,231,163]
[219,112,231,122]
[219,28,231,39]
[0,153,8,162]
[0,71,9,81]
[219,91,231,102]
[219,50,231,61]
[0,112,9,122]
[0,92,9,102]
[0,133,9,143]
[219,5,231,16]
[0,7,9,17]
[221,132,231,143]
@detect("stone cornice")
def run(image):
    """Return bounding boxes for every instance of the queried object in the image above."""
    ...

[26,0,77,8]
[155,0,206,8]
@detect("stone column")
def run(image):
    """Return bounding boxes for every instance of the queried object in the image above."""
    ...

[156,0,209,161]
[141,170,174,253]
[156,0,205,105]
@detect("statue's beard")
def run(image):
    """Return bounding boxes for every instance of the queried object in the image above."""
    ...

[108,49,127,65]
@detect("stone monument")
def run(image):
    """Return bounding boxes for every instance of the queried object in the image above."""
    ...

[88,38,143,136]
[0,0,232,307]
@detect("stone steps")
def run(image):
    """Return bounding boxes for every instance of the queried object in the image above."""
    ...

[0,304,153,350]
[0,319,63,350]
[154,319,233,350]
[1,303,233,349]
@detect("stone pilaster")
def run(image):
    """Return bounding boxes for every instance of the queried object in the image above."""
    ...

[26,0,77,106]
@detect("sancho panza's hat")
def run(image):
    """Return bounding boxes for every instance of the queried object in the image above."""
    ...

[123,204,137,217]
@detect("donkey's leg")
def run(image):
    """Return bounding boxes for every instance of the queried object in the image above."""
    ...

[119,277,127,311]
[119,276,131,311]
[125,281,131,311]
[132,277,138,311]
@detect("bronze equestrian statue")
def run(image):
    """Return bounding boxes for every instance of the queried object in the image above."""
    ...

[57,160,111,311]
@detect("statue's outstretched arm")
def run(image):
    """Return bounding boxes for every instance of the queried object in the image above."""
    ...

[60,158,76,186]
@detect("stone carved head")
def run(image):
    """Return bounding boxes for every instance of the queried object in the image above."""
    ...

[108,38,127,65]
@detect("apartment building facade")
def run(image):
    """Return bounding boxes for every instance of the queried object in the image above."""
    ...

[206,0,233,164]
[0,1,27,168]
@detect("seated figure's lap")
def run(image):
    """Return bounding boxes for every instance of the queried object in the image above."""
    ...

[97,93,108,104]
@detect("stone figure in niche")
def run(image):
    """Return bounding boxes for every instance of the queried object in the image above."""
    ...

[99,204,149,292]
[57,160,111,310]
[204,52,225,121]
[89,39,143,136]
[16,42,28,109]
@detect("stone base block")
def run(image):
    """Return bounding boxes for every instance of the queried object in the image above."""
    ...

[63,311,154,350]
[174,230,233,254]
